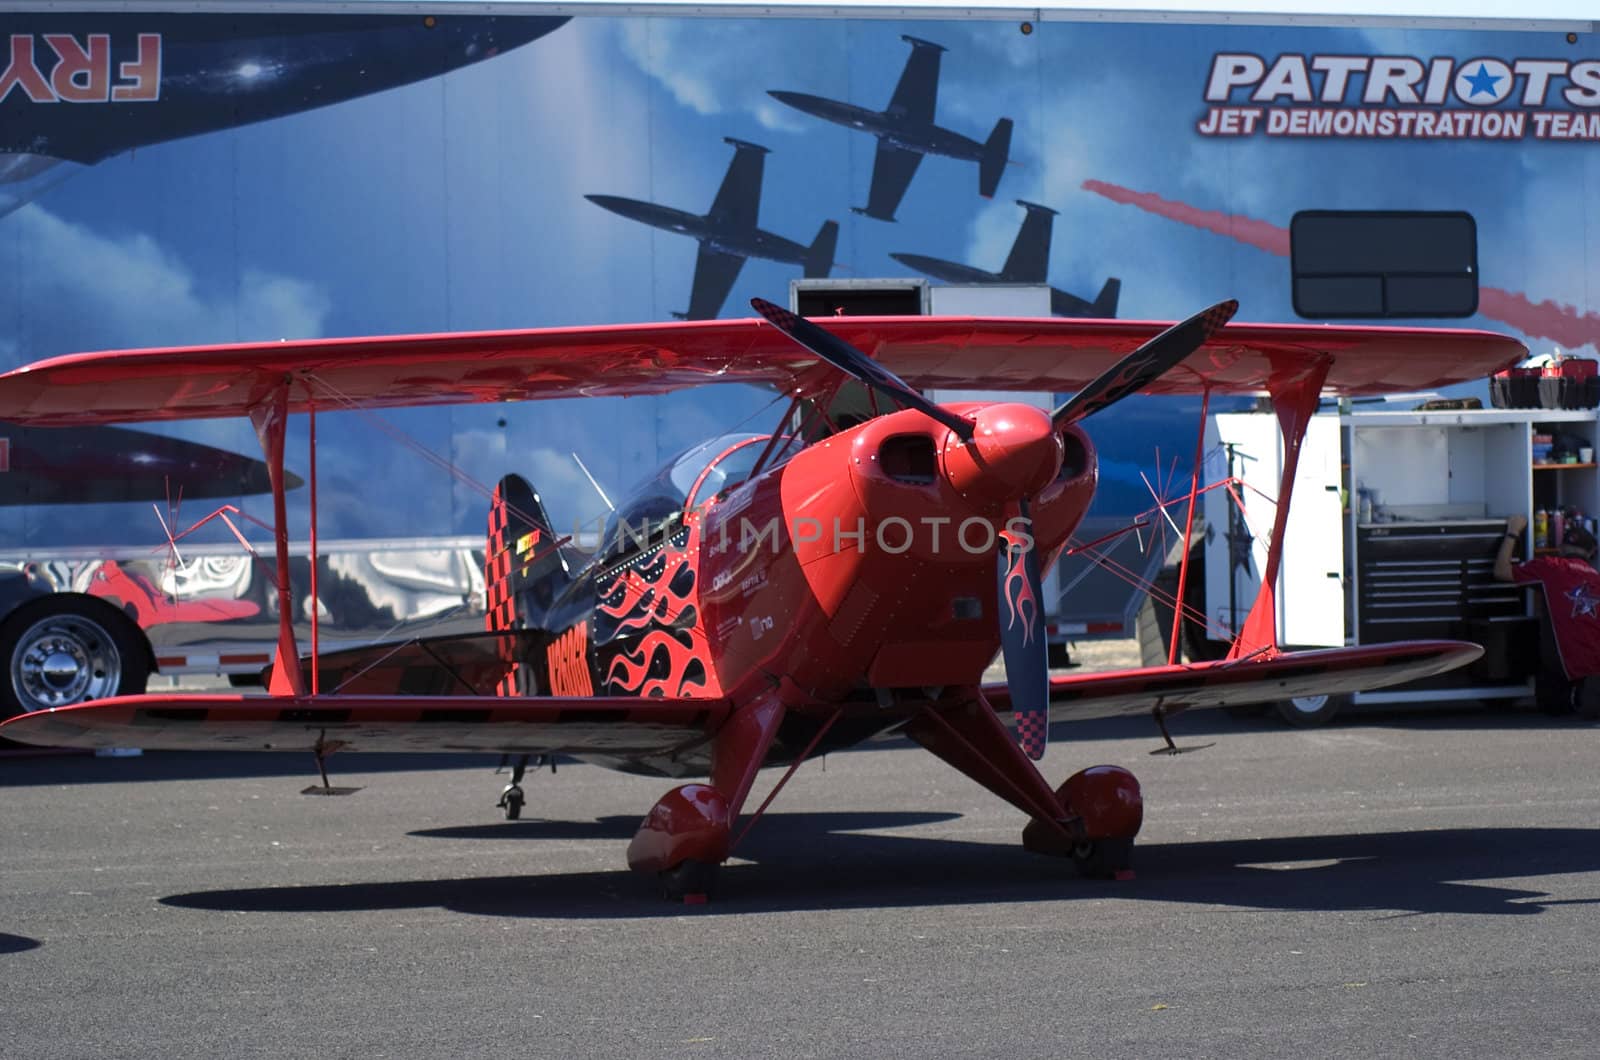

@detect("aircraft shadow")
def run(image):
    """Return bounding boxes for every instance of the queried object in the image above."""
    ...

[1042,705,1596,747]
[0,932,42,955]
[0,750,495,788]
[161,821,1600,921]
[409,810,959,843]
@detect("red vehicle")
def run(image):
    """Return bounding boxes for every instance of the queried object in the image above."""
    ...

[0,302,1518,898]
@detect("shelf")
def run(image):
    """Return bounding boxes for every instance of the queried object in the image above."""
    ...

[1532,462,1596,470]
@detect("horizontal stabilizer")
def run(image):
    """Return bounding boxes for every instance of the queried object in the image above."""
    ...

[0,692,733,755]
[983,640,1483,721]
[267,630,548,697]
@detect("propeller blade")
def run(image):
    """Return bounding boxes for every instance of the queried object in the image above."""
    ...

[750,297,975,441]
[1053,299,1238,427]
[998,498,1049,760]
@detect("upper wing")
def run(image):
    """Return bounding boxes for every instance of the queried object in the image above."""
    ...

[0,693,730,755]
[983,641,1483,720]
[1000,205,1054,282]
[0,316,1525,426]
[887,40,941,124]
[706,144,764,232]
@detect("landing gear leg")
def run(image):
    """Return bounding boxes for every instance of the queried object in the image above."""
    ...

[627,692,788,901]
[497,754,529,820]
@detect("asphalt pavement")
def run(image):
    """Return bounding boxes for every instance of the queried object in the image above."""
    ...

[3,706,1597,1058]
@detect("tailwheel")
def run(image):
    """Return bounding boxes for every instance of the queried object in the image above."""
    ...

[497,784,525,820]
[1070,837,1133,880]
[660,859,719,903]
[496,754,532,820]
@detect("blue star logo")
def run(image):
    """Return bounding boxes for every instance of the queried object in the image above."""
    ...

[1462,63,1503,99]
[1566,582,1600,619]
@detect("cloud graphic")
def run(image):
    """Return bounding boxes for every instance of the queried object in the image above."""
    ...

[2,204,330,357]
[614,18,813,132]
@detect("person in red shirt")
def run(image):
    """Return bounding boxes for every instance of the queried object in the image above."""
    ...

[1494,513,1600,716]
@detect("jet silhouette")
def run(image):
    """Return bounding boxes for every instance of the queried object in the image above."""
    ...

[891,200,1121,318]
[586,138,838,320]
[769,36,1012,222]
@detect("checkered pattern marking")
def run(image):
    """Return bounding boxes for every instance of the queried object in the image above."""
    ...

[486,489,514,634]
[1015,710,1047,761]
[485,486,525,697]
[1199,299,1239,339]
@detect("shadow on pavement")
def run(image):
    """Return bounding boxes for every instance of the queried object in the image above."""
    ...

[0,932,42,955]
[161,819,1600,921]
[0,750,496,787]
[410,810,959,844]
[1049,704,1596,746]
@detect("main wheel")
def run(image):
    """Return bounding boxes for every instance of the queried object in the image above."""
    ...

[1071,837,1133,880]
[0,597,151,719]
[1275,692,1346,727]
[659,859,719,901]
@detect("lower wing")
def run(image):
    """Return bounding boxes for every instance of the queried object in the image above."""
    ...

[0,693,731,756]
[983,641,1483,719]
[862,143,923,221]
[684,244,747,320]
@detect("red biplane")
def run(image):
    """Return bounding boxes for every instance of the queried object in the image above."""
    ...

[0,299,1521,897]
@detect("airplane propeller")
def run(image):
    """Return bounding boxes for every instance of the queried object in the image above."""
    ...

[752,295,1238,761]
[1011,298,1237,757]
[750,297,976,441]
[1053,299,1238,427]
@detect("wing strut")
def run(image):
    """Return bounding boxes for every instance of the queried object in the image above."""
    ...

[308,402,320,693]
[250,383,306,697]
[1226,357,1333,659]
[1169,386,1212,665]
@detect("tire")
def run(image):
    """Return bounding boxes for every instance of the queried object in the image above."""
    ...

[1275,692,1346,727]
[1071,837,1133,880]
[660,859,719,901]
[0,597,151,719]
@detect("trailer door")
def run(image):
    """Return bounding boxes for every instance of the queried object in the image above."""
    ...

[1205,412,1344,648]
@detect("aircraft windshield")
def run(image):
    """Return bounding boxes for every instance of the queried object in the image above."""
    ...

[598,433,769,561]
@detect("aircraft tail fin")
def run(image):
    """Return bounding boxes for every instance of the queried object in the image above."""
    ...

[979,118,1013,198]
[486,474,570,634]
[803,220,839,278]
[1092,277,1122,317]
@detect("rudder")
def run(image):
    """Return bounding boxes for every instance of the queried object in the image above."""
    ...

[1092,278,1122,317]
[979,118,1013,199]
[486,474,569,633]
[804,220,839,278]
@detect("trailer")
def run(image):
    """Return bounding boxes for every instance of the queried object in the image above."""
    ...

[2,1,1597,716]
[1172,400,1600,725]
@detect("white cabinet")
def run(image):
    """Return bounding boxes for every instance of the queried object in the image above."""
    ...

[1204,412,1344,648]
[1203,406,1600,709]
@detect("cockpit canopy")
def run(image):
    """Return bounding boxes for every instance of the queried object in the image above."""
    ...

[598,433,769,562]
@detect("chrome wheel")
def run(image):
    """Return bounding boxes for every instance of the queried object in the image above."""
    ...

[1276,692,1344,727]
[10,613,123,712]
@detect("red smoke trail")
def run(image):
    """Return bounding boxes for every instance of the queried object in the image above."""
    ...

[1082,178,1600,353]
[1476,289,1600,354]
[1082,179,1290,256]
